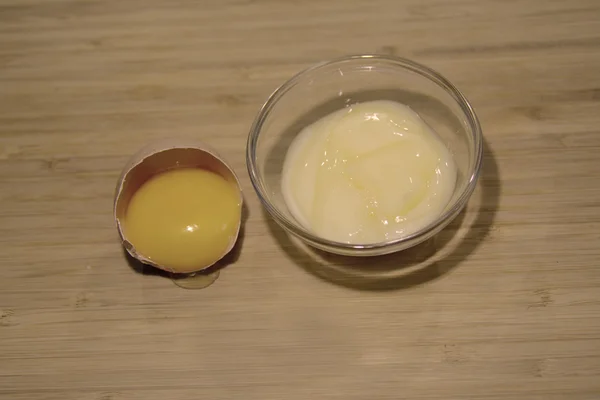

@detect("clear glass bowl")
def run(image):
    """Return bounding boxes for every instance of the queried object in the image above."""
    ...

[246,54,483,256]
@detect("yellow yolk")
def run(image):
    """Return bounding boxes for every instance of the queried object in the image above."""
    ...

[123,168,241,273]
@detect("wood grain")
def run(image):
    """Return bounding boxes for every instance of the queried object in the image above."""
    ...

[1,0,600,399]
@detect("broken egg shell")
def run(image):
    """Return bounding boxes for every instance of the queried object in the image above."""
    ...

[114,139,243,274]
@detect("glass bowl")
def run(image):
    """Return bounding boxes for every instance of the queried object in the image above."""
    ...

[246,54,483,256]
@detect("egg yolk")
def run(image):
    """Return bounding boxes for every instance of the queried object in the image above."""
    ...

[123,168,241,273]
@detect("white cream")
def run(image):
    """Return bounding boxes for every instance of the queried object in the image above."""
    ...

[281,100,457,244]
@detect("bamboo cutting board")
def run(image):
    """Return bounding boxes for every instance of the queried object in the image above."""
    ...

[1,0,600,399]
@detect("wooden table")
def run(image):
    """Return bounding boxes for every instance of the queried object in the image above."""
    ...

[1,0,600,399]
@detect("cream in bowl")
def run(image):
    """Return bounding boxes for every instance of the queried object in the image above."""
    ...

[281,100,457,245]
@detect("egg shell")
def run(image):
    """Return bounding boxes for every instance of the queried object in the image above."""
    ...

[114,139,243,274]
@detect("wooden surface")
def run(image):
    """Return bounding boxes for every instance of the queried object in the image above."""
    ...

[1,0,600,399]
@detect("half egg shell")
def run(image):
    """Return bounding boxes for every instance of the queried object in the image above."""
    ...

[113,139,243,274]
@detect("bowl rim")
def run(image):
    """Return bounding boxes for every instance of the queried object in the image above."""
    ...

[246,53,483,252]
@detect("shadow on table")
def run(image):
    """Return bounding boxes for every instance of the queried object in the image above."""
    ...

[266,138,500,291]
[123,202,250,285]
